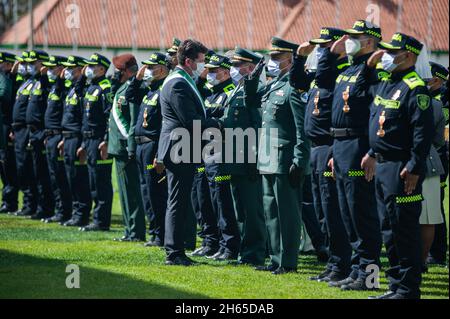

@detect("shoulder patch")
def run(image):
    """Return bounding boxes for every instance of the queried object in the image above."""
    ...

[417,94,430,111]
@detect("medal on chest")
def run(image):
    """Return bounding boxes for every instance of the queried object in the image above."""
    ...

[143,107,149,128]
[377,110,386,137]
[342,86,350,113]
[313,91,320,116]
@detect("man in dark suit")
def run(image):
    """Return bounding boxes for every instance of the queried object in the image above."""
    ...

[155,39,221,266]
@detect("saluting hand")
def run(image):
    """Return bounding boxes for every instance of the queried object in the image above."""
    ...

[331,35,348,56]
[40,66,48,76]
[400,168,419,195]
[60,68,67,79]
[136,65,148,81]
[248,59,266,80]
[297,42,315,57]
[11,61,20,75]
[367,50,386,69]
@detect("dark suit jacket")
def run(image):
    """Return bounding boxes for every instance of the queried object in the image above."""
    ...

[157,67,218,164]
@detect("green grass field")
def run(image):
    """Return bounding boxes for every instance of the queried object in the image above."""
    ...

[0,169,448,299]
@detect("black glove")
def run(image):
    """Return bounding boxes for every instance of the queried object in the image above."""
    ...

[288,163,303,188]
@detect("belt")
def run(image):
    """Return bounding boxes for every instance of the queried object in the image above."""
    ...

[62,131,81,138]
[82,130,101,138]
[45,129,62,137]
[12,122,26,129]
[375,152,410,163]
[330,127,368,138]
[135,136,157,144]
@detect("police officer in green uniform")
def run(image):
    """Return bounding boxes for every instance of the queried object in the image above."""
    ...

[77,54,114,232]
[217,47,267,266]
[427,62,449,266]
[246,37,311,274]
[363,33,433,299]
[0,52,19,214]
[107,54,146,241]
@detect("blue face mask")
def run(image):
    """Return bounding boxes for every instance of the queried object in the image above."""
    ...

[206,73,220,86]
[267,59,281,77]
[64,69,74,81]
[230,66,243,83]
[47,69,58,81]
[316,47,327,61]
[27,64,37,76]
[85,66,95,79]
[18,64,28,76]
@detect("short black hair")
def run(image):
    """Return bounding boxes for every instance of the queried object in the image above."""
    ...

[177,39,208,66]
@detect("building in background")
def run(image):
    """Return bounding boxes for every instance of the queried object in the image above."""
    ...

[0,0,448,68]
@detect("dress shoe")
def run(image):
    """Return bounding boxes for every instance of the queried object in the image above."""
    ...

[387,293,410,299]
[28,213,52,220]
[341,278,378,291]
[0,204,16,214]
[329,276,355,288]
[14,209,34,217]
[206,248,225,259]
[319,271,348,283]
[144,239,163,247]
[272,267,297,275]
[426,256,446,266]
[368,291,396,299]
[165,256,195,266]
[43,215,68,223]
[80,224,109,232]
[255,263,279,272]
[309,269,331,281]
[62,219,87,227]
[114,236,131,242]
[189,246,218,257]
[316,246,329,263]
[214,251,238,261]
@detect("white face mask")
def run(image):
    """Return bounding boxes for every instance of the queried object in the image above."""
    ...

[230,66,243,83]
[206,72,221,86]
[381,52,404,72]
[143,68,154,82]
[18,64,28,76]
[345,38,362,56]
[64,69,74,81]
[27,64,37,76]
[47,69,58,81]
[267,59,282,77]
[191,61,205,80]
[85,66,95,79]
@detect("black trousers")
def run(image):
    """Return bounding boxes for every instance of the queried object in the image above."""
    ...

[0,125,18,210]
[63,135,92,223]
[136,141,168,244]
[375,160,423,299]
[85,137,113,228]
[206,163,240,255]
[13,126,37,213]
[165,162,196,260]
[46,134,72,219]
[191,169,219,249]
[310,145,353,275]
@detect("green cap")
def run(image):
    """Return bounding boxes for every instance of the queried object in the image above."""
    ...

[142,52,169,67]
[378,32,423,55]
[85,53,111,68]
[42,55,67,67]
[310,27,346,44]
[167,37,182,54]
[61,55,87,67]
[269,36,299,54]
[345,20,382,39]
[205,53,232,70]
[24,50,50,63]
[231,47,262,64]
[430,62,449,81]
[0,51,16,63]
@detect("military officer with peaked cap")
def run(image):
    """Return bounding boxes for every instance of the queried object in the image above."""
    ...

[246,37,311,274]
